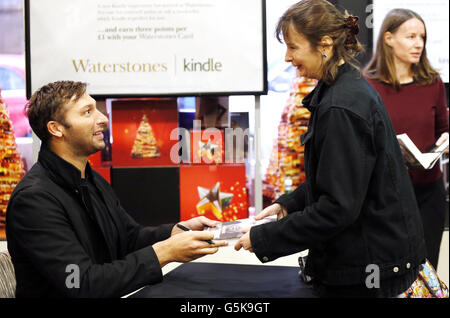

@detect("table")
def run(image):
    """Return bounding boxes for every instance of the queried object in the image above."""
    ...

[130,262,315,298]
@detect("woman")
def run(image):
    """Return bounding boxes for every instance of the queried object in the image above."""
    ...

[364,9,449,270]
[235,0,427,298]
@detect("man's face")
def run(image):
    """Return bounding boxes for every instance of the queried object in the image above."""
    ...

[59,92,109,157]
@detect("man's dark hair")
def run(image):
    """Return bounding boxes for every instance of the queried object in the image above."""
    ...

[26,81,87,142]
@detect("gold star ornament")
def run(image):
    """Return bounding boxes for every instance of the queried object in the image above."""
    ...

[196,182,233,220]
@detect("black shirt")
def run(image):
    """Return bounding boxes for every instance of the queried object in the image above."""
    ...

[79,174,117,264]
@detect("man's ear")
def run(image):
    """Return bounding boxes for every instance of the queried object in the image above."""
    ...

[47,120,64,138]
[384,32,394,47]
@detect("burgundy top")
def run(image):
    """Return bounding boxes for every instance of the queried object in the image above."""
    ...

[367,77,449,185]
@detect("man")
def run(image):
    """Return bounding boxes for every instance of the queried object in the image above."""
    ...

[6,81,226,297]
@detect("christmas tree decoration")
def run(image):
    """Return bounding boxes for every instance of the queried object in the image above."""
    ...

[111,99,178,167]
[0,92,26,237]
[131,114,161,158]
[263,77,317,203]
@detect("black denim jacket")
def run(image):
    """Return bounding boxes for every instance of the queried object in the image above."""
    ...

[251,64,426,295]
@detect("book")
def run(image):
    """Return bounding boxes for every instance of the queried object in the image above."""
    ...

[205,215,277,240]
[396,133,449,169]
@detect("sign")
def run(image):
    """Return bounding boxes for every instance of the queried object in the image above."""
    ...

[25,0,267,97]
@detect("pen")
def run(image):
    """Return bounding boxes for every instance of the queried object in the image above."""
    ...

[176,223,215,244]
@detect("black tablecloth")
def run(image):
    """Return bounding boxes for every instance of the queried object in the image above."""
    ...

[130,262,315,298]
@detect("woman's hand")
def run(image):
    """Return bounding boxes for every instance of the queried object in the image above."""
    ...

[234,229,252,252]
[254,203,287,221]
[235,203,287,253]
[436,132,449,154]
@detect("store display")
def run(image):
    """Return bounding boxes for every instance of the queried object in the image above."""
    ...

[179,165,248,222]
[0,95,26,238]
[198,140,218,161]
[190,130,225,164]
[196,182,233,221]
[263,77,317,203]
[111,99,178,167]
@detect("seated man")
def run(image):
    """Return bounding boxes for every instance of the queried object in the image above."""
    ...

[6,81,227,297]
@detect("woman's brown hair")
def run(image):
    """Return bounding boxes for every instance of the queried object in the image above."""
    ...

[364,8,439,91]
[276,0,364,85]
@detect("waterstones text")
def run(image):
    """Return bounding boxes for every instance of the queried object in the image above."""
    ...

[71,57,223,73]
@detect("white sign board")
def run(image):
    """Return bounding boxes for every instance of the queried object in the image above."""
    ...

[372,0,449,82]
[26,0,267,97]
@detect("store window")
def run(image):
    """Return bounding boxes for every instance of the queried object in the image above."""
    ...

[0,66,24,90]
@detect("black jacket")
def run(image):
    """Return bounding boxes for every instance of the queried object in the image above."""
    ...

[6,145,173,297]
[251,64,426,294]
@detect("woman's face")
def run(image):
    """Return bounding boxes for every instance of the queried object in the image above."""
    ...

[385,18,425,66]
[284,23,324,79]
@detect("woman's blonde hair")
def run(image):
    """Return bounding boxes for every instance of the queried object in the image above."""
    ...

[364,8,439,91]
[276,0,364,85]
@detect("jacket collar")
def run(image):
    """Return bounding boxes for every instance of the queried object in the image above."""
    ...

[302,80,324,112]
[302,63,353,112]
[38,143,94,191]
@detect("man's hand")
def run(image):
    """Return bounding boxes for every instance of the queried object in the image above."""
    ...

[154,228,227,267]
[171,216,219,236]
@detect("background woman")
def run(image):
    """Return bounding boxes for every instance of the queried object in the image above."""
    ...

[364,8,449,270]
[235,0,427,298]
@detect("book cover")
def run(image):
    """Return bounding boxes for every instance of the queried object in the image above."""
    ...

[205,215,277,240]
